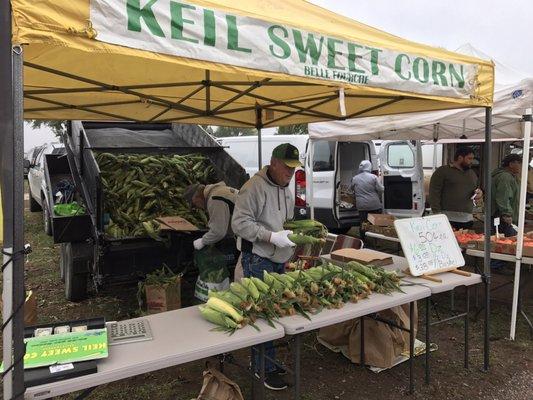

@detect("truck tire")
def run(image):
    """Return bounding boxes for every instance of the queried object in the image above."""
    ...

[43,201,52,236]
[63,242,91,302]
[29,194,42,212]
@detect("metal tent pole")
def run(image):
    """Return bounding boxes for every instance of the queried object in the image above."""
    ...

[483,107,492,372]
[510,108,532,339]
[1,2,26,395]
[256,107,263,170]
[308,139,315,220]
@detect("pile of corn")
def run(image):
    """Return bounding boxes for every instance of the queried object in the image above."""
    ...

[199,261,403,333]
[96,153,216,238]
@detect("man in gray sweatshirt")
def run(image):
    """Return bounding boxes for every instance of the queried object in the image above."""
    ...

[184,182,238,250]
[232,143,301,390]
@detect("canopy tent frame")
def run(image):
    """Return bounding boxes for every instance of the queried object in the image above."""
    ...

[2,1,497,398]
[22,61,445,128]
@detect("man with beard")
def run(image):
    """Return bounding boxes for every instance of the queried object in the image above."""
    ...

[429,146,482,229]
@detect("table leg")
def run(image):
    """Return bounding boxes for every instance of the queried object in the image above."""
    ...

[451,288,455,311]
[74,387,97,400]
[409,301,415,394]
[425,296,430,385]
[251,347,257,400]
[259,344,266,400]
[294,334,301,400]
[360,316,365,369]
[465,286,470,369]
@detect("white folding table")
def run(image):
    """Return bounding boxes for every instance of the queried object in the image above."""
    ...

[24,306,285,400]
[323,250,482,385]
[277,284,431,399]
[364,231,400,244]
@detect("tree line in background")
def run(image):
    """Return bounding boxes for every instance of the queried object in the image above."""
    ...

[30,121,309,137]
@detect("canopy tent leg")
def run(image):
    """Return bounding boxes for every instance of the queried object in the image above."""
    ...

[432,124,439,172]
[1,47,26,400]
[483,107,492,372]
[256,106,263,170]
[510,108,532,340]
[308,140,315,220]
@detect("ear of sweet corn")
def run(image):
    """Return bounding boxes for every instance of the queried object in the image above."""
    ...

[199,306,241,329]
[229,282,249,301]
[205,297,243,323]
[208,290,243,307]
[241,278,260,301]
[250,277,269,294]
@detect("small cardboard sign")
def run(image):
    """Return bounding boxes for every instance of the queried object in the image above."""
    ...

[395,214,465,277]
[157,216,198,232]
[330,248,394,267]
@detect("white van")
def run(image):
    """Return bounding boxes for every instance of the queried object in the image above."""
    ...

[218,135,424,231]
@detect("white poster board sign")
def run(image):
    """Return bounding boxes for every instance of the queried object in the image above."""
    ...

[395,215,465,277]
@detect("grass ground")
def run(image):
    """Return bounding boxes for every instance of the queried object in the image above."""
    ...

[1,197,532,400]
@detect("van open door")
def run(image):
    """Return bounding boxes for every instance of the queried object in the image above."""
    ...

[379,141,424,217]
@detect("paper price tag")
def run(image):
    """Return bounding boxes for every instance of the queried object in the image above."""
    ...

[494,217,500,227]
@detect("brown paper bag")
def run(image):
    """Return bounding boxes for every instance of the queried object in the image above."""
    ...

[145,276,181,314]
[318,303,418,369]
[233,254,243,282]
[196,366,244,400]
[0,290,37,326]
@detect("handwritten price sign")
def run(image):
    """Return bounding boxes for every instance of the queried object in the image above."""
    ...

[395,215,465,276]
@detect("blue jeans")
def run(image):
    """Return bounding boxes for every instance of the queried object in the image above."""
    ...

[242,252,285,374]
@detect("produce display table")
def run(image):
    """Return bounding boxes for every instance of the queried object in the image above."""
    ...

[277,284,431,399]
[25,306,284,400]
[364,231,400,244]
[323,250,482,385]
[466,249,533,265]
[364,231,402,255]
[466,249,533,337]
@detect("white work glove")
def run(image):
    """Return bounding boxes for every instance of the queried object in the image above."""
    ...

[269,230,295,248]
[193,238,205,251]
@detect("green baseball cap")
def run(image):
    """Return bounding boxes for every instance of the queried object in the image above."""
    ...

[272,143,303,168]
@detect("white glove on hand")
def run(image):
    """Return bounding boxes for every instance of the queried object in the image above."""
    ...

[269,230,295,248]
[193,238,205,251]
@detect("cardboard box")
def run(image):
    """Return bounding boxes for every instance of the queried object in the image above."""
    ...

[330,248,393,266]
[145,276,181,314]
[157,216,198,232]
[367,213,396,227]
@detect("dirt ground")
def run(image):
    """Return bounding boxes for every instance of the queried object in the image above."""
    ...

[1,201,532,400]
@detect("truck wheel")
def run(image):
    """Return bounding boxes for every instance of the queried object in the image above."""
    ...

[63,243,91,302]
[29,194,42,212]
[43,202,52,236]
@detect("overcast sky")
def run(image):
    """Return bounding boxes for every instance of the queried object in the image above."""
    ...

[310,0,532,74]
[24,1,531,145]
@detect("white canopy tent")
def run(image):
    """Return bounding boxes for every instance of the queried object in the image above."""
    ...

[308,45,533,340]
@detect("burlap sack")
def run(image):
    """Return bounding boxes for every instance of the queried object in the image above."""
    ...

[318,303,418,369]
[196,366,244,400]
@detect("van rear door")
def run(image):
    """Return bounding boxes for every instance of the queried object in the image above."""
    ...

[379,141,424,217]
